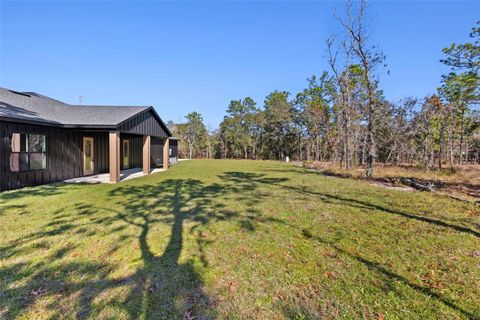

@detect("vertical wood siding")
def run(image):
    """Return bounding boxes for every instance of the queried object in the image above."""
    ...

[0,121,110,191]
[1,110,171,191]
[118,110,169,138]
[151,138,178,166]
[170,139,178,159]
[151,137,165,166]
[0,121,5,190]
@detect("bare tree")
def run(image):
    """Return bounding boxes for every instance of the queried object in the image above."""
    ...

[337,0,385,177]
[327,36,356,169]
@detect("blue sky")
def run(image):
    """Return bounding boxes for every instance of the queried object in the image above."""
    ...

[0,1,478,128]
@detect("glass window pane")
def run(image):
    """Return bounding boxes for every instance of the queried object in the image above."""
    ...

[86,142,91,157]
[85,156,91,171]
[19,153,29,171]
[28,134,46,152]
[9,153,19,172]
[10,133,27,152]
[9,134,47,172]
[30,153,46,170]
[20,134,27,152]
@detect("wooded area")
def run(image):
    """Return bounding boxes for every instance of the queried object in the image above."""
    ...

[168,1,479,177]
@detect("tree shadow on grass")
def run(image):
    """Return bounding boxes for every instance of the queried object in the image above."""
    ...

[219,171,480,319]
[220,170,480,238]
[0,183,80,201]
[0,184,84,218]
[280,183,480,238]
[301,229,479,319]
[5,169,475,318]
[0,174,289,319]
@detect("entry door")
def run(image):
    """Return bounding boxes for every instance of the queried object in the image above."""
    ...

[83,137,94,176]
[123,140,130,169]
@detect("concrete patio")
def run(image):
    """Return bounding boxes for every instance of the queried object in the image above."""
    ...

[64,167,166,184]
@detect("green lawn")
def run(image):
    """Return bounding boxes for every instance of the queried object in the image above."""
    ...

[1,160,479,319]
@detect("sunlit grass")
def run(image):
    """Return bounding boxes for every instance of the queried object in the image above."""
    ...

[1,160,479,319]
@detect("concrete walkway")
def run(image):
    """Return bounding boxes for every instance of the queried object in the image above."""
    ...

[64,167,166,184]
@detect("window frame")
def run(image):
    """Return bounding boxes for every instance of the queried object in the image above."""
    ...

[8,132,47,173]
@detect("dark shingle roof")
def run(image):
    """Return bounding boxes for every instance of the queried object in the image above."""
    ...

[0,87,151,127]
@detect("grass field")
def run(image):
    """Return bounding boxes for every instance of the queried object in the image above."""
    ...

[304,162,480,200]
[1,160,479,319]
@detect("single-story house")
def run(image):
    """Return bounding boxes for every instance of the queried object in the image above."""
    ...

[0,87,178,191]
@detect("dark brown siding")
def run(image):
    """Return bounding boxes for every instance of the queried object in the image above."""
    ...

[0,120,109,191]
[170,139,178,159]
[150,138,178,166]
[118,110,168,138]
[151,137,165,166]
[0,121,5,190]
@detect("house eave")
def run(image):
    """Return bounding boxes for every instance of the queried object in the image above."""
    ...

[0,116,117,130]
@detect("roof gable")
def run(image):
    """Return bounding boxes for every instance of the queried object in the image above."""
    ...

[118,108,170,138]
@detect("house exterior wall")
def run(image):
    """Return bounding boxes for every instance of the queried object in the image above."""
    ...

[120,134,143,170]
[170,139,178,163]
[1,110,171,191]
[151,137,164,166]
[0,120,110,191]
[118,110,169,138]
[150,138,178,166]
[151,138,178,166]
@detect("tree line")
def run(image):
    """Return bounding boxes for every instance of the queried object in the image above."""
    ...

[168,1,479,176]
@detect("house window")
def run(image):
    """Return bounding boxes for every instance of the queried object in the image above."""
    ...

[9,133,46,172]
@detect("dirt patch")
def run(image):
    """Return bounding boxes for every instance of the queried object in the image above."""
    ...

[370,181,415,192]
[296,161,480,204]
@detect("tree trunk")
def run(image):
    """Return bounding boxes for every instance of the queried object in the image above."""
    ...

[430,147,435,168]
[365,104,375,178]
[361,133,367,165]
[459,110,465,165]
[465,140,469,164]
[438,123,444,169]
[345,125,350,169]
[449,132,454,166]
[423,137,429,169]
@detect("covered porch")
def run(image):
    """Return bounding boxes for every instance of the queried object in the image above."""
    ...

[73,108,173,184]
[77,130,170,184]
[65,167,166,184]
[107,131,169,183]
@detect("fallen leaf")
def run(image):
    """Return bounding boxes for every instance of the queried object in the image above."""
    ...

[227,281,238,293]
[31,288,46,297]
[183,310,195,320]
[322,250,337,258]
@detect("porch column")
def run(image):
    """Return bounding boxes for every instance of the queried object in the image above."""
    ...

[163,137,169,170]
[109,131,120,183]
[143,135,151,174]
